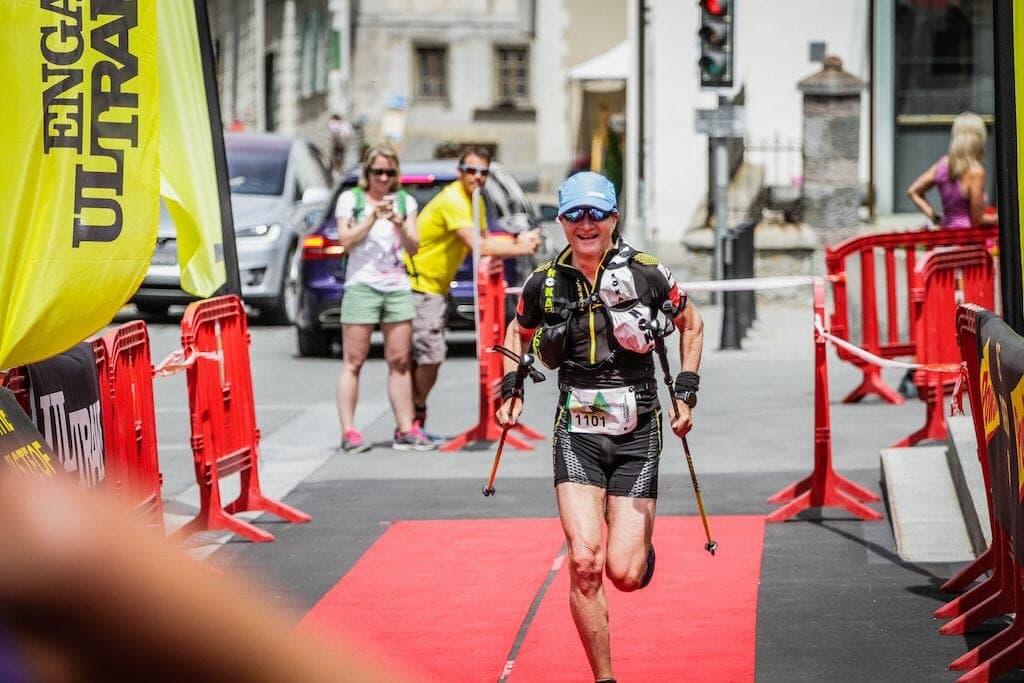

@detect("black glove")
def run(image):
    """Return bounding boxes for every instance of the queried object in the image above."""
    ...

[501,372,524,401]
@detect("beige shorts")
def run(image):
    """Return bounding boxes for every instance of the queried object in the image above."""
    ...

[411,291,448,365]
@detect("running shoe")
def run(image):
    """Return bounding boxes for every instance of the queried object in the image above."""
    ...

[412,420,447,444]
[392,427,438,451]
[340,429,371,454]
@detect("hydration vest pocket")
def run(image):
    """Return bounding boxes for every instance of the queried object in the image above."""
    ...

[533,321,569,370]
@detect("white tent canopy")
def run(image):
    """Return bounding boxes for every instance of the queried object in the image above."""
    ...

[568,41,628,82]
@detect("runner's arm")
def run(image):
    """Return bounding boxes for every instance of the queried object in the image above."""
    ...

[675,299,704,374]
[669,299,704,436]
[495,319,536,426]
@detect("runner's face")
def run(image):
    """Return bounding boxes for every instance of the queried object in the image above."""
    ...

[560,209,617,261]
[458,154,489,195]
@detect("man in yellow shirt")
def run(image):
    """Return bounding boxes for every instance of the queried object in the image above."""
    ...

[407,147,541,438]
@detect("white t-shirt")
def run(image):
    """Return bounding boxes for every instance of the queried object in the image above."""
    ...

[335,189,419,292]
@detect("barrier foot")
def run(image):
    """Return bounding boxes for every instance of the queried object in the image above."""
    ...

[512,422,546,442]
[936,574,1003,619]
[950,622,1024,675]
[834,472,882,502]
[766,473,812,504]
[766,485,883,523]
[225,491,312,524]
[768,471,880,506]
[439,430,473,452]
[891,395,948,447]
[169,508,275,544]
[941,544,995,594]
[842,366,905,405]
[958,640,1024,682]
[439,423,540,452]
[939,590,1014,635]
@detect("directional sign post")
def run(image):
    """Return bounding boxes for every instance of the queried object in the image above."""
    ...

[696,106,746,300]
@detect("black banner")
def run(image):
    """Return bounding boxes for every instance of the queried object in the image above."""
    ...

[26,342,104,488]
[975,309,1024,561]
[0,387,57,478]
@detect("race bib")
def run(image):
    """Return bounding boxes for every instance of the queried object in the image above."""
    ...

[566,386,638,435]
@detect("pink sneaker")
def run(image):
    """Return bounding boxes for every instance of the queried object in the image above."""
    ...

[392,427,437,451]
[340,429,370,454]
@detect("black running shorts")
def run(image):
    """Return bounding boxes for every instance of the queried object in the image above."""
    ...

[552,407,662,498]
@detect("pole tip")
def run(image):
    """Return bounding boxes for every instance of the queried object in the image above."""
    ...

[705,540,718,556]
[482,486,495,497]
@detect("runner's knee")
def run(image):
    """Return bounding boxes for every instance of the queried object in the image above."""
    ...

[568,545,604,593]
[606,562,643,592]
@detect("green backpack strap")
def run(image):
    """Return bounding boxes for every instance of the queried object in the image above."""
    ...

[351,186,366,219]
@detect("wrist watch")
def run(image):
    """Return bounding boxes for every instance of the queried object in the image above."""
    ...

[676,391,697,409]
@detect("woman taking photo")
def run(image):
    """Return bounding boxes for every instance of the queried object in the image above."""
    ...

[335,145,434,452]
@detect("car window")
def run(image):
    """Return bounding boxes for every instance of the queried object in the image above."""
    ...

[483,166,537,234]
[497,168,535,215]
[404,181,447,210]
[226,143,289,196]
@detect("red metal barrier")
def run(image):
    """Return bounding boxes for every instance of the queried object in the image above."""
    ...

[441,256,544,452]
[934,305,1010,636]
[892,247,994,448]
[171,295,310,543]
[937,305,998,596]
[825,226,997,405]
[98,322,165,532]
[766,281,882,522]
[938,304,1024,681]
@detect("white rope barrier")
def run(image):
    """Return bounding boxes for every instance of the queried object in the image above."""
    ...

[812,316,920,370]
[680,275,818,292]
[153,348,222,377]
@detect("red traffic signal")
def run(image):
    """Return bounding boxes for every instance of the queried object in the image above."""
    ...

[701,0,729,16]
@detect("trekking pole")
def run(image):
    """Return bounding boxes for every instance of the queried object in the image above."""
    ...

[482,346,544,496]
[651,319,718,556]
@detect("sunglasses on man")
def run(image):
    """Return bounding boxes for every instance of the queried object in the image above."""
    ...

[561,206,616,223]
[459,164,490,177]
[369,168,397,177]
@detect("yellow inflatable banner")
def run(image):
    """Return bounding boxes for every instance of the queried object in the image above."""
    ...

[0,0,159,370]
[158,0,227,299]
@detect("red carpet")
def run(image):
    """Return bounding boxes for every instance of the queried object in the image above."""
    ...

[300,516,764,682]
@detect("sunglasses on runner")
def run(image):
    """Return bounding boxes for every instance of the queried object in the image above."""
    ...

[561,206,616,223]
[459,164,490,177]
[369,168,397,177]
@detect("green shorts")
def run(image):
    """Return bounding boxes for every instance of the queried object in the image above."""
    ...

[339,283,415,324]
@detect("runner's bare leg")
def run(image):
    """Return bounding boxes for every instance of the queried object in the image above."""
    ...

[557,482,613,680]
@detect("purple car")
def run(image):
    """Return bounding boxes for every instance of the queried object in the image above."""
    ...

[292,159,549,357]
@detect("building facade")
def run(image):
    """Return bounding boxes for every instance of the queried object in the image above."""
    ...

[206,1,995,251]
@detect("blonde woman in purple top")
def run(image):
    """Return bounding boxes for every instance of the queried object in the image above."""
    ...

[907,111,997,229]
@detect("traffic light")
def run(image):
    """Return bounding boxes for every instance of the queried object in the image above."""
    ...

[698,0,733,88]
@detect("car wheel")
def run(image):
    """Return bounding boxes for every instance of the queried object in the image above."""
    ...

[135,302,169,318]
[296,323,334,357]
[260,244,298,325]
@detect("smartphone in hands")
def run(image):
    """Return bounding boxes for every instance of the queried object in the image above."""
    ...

[381,194,399,221]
